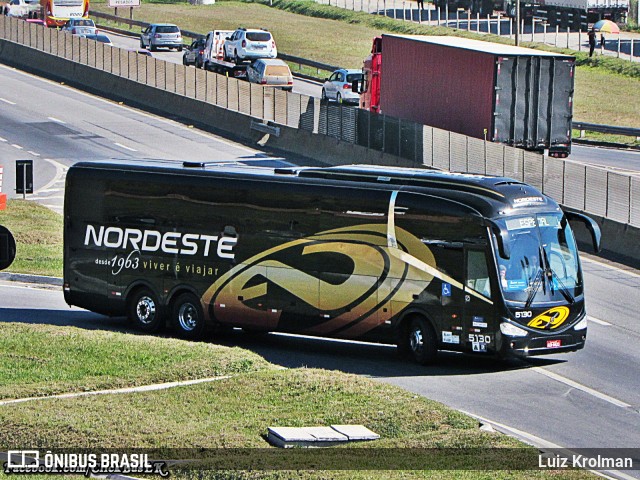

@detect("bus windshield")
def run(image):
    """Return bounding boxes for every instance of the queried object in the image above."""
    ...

[494,213,582,305]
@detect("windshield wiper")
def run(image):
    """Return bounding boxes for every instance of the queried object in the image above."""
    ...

[525,267,543,309]
[552,270,575,304]
[539,246,575,304]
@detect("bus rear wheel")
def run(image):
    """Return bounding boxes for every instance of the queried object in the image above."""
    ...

[129,288,164,333]
[403,317,438,365]
[172,293,206,340]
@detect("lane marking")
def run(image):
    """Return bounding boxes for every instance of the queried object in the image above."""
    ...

[0,98,16,105]
[27,151,41,157]
[588,316,612,326]
[0,137,6,142]
[532,367,631,409]
[114,142,138,152]
[31,195,65,200]
[48,117,66,124]
[36,159,68,195]
[11,144,23,150]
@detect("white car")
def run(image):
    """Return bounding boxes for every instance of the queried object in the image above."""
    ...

[62,18,98,36]
[5,0,39,18]
[246,59,292,91]
[321,69,363,105]
[224,28,277,63]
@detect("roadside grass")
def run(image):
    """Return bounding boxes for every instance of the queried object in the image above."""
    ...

[0,322,272,400]
[0,367,597,479]
[0,199,62,277]
[90,0,640,146]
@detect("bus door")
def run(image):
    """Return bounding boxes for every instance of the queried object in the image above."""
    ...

[463,246,497,354]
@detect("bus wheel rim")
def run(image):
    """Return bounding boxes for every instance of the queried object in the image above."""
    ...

[178,303,198,331]
[136,296,156,324]
[410,328,423,354]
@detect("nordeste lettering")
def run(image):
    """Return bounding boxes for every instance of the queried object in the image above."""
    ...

[84,225,236,259]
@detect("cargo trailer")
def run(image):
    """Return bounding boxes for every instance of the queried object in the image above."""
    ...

[357,35,575,157]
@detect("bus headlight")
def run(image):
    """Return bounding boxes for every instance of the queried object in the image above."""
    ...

[500,322,528,337]
[574,316,588,331]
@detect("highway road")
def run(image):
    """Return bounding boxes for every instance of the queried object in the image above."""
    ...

[1,61,640,478]
[106,32,322,98]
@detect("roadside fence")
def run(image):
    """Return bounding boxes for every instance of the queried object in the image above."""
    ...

[0,15,638,228]
[314,0,639,61]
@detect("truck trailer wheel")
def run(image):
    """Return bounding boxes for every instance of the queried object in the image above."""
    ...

[172,293,206,340]
[129,288,164,333]
[402,317,438,365]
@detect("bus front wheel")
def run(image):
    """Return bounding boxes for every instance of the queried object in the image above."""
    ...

[403,317,438,365]
[129,288,164,333]
[172,293,206,340]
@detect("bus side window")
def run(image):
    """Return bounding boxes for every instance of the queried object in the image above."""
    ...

[466,250,491,298]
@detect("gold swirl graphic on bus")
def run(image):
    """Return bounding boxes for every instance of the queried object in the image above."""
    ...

[527,306,570,330]
[201,224,439,338]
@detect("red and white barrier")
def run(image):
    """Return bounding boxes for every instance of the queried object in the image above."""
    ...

[0,166,6,210]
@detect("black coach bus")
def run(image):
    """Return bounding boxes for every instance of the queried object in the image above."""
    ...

[63,160,601,364]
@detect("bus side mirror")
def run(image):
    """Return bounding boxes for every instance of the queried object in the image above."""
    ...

[0,225,16,271]
[565,211,602,253]
[351,79,361,94]
[487,221,510,259]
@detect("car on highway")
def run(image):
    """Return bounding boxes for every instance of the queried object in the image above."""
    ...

[81,33,113,46]
[321,69,362,105]
[140,23,183,52]
[61,18,98,36]
[224,28,277,63]
[246,58,293,91]
[183,38,206,68]
[4,0,39,18]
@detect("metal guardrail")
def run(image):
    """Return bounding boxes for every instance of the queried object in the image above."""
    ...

[573,121,640,140]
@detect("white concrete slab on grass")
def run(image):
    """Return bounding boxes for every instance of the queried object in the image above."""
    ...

[330,424,380,441]
[267,425,379,448]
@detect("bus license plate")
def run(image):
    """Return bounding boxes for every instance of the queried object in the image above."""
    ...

[547,339,562,348]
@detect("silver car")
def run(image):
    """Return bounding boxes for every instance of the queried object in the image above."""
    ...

[62,18,98,36]
[321,69,363,105]
[140,24,183,52]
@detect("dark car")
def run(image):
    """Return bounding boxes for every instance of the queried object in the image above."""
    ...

[182,38,206,68]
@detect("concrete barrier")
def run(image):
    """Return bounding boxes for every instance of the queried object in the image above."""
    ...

[2,38,639,269]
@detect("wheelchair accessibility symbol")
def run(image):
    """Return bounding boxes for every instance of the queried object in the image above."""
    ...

[442,282,452,297]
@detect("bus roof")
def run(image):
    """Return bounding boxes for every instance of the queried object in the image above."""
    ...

[69,160,557,217]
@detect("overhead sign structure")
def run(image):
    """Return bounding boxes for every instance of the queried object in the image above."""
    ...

[0,225,16,271]
[107,0,141,7]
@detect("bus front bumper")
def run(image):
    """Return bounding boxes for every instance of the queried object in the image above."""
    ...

[499,329,587,357]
